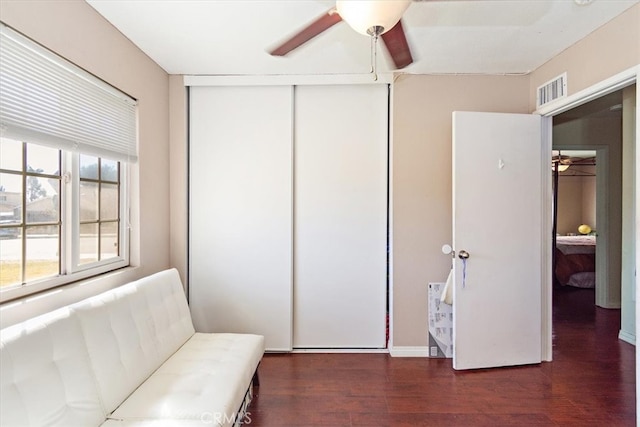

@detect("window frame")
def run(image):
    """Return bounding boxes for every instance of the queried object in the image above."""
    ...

[0,142,130,302]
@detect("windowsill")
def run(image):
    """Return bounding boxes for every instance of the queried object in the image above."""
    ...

[0,265,140,329]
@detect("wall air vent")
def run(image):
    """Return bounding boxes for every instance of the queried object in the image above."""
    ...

[537,72,567,108]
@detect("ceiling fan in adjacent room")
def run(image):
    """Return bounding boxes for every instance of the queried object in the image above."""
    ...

[552,151,597,173]
[552,153,573,172]
[268,0,416,73]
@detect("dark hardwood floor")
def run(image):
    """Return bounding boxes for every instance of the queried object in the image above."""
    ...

[247,287,635,426]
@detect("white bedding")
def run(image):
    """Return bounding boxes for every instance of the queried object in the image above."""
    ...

[566,271,595,289]
[556,235,596,255]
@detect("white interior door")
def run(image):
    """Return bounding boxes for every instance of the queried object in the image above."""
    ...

[189,86,293,351]
[293,84,388,349]
[452,111,544,370]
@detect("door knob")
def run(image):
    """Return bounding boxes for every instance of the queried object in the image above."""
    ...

[458,250,470,259]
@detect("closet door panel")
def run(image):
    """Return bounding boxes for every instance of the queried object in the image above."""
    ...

[293,84,388,348]
[189,86,292,351]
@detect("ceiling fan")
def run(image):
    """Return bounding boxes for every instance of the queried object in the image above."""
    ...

[552,154,572,172]
[268,0,415,71]
[552,152,596,172]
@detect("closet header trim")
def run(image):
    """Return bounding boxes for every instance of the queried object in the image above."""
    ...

[184,74,393,87]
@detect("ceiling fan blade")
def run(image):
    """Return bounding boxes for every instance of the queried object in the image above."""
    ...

[269,8,342,56]
[571,156,597,165]
[380,20,413,69]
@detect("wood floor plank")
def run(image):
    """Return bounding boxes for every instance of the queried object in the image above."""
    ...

[247,287,635,426]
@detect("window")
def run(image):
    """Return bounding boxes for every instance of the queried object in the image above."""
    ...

[0,24,136,301]
[0,139,129,299]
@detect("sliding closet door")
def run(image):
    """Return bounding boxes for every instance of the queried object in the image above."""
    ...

[293,84,388,348]
[189,86,293,351]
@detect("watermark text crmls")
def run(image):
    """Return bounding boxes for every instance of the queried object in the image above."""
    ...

[200,411,252,425]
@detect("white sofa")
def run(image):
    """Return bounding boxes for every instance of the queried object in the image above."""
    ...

[0,268,264,427]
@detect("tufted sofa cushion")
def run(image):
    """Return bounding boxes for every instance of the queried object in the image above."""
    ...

[108,333,264,426]
[71,269,196,414]
[0,307,105,426]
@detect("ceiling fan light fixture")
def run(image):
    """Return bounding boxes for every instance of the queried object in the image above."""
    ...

[552,160,570,172]
[336,0,411,36]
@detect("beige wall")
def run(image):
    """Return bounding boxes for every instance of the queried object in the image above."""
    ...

[530,4,640,107]
[558,171,597,235]
[0,0,171,326]
[391,74,530,347]
[555,166,596,236]
[582,170,596,228]
[169,76,188,285]
[557,175,585,236]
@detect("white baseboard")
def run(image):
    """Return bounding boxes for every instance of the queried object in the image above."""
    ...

[618,330,636,345]
[290,348,389,354]
[389,346,430,357]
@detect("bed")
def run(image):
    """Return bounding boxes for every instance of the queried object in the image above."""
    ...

[554,235,596,288]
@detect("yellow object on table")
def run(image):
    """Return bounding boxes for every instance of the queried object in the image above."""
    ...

[578,224,592,235]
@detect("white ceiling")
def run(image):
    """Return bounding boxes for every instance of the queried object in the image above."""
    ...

[86,0,639,76]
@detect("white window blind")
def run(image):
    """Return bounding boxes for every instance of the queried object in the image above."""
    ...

[0,23,138,162]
